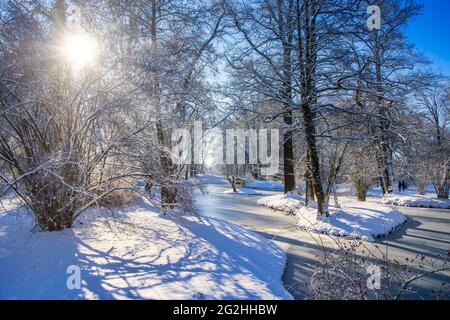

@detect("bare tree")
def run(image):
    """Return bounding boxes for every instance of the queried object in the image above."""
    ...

[0,0,139,230]
[224,0,297,193]
[414,83,449,198]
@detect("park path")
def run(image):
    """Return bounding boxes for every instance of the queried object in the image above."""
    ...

[195,184,450,299]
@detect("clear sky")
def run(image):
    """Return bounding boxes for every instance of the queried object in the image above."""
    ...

[406,0,450,75]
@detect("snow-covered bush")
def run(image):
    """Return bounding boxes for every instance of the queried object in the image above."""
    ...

[308,240,449,300]
[0,3,136,230]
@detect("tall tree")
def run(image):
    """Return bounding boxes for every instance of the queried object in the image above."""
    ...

[225,0,297,193]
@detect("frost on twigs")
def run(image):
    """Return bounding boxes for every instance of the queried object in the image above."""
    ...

[308,239,449,300]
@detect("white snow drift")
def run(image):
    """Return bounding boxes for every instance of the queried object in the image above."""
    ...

[296,201,407,242]
[380,194,450,209]
[0,197,292,300]
[257,193,305,215]
[258,194,407,241]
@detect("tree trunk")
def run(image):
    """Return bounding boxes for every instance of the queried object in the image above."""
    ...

[379,142,393,194]
[296,0,328,218]
[333,184,340,208]
[303,106,328,217]
[279,1,296,194]
[436,187,449,199]
[436,180,449,199]
[356,180,368,202]
[283,111,296,193]
[151,0,177,208]
[228,176,237,193]
[374,33,393,195]
[305,150,315,206]
[416,183,426,195]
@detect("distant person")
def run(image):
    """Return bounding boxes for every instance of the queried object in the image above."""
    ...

[401,181,407,192]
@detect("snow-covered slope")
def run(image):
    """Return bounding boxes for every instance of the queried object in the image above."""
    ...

[0,197,292,300]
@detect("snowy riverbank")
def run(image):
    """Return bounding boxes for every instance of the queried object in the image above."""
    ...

[379,194,450,209]
[0,197,292,300]
[258,194,407,241]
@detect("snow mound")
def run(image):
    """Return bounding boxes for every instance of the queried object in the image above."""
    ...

[224,188,262,195]
[379,194,450,209]
[257,193,305,215]
[245,180,284,191]
[258,194,407,242]
[0,197,292,300]
[296,202,407,242]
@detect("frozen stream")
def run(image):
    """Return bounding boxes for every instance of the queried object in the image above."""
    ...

[195,184,450,299]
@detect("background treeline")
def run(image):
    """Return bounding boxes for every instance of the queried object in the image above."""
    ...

[0,0,448,230]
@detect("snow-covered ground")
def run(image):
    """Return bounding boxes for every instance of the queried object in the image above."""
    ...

[245,180,284,191]
[335,183,449,209]
[258,194,407,241]
[379,194,450,209]
[0,197,292,300]
[224,188,262,195]
[257,193,305,215]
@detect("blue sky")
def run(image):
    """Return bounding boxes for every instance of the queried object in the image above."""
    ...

[406,0,450,74]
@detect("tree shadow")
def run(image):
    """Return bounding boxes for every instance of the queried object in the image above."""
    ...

[1,205,291,300]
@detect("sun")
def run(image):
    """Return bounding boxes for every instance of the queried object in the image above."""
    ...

[61,32,98,69]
